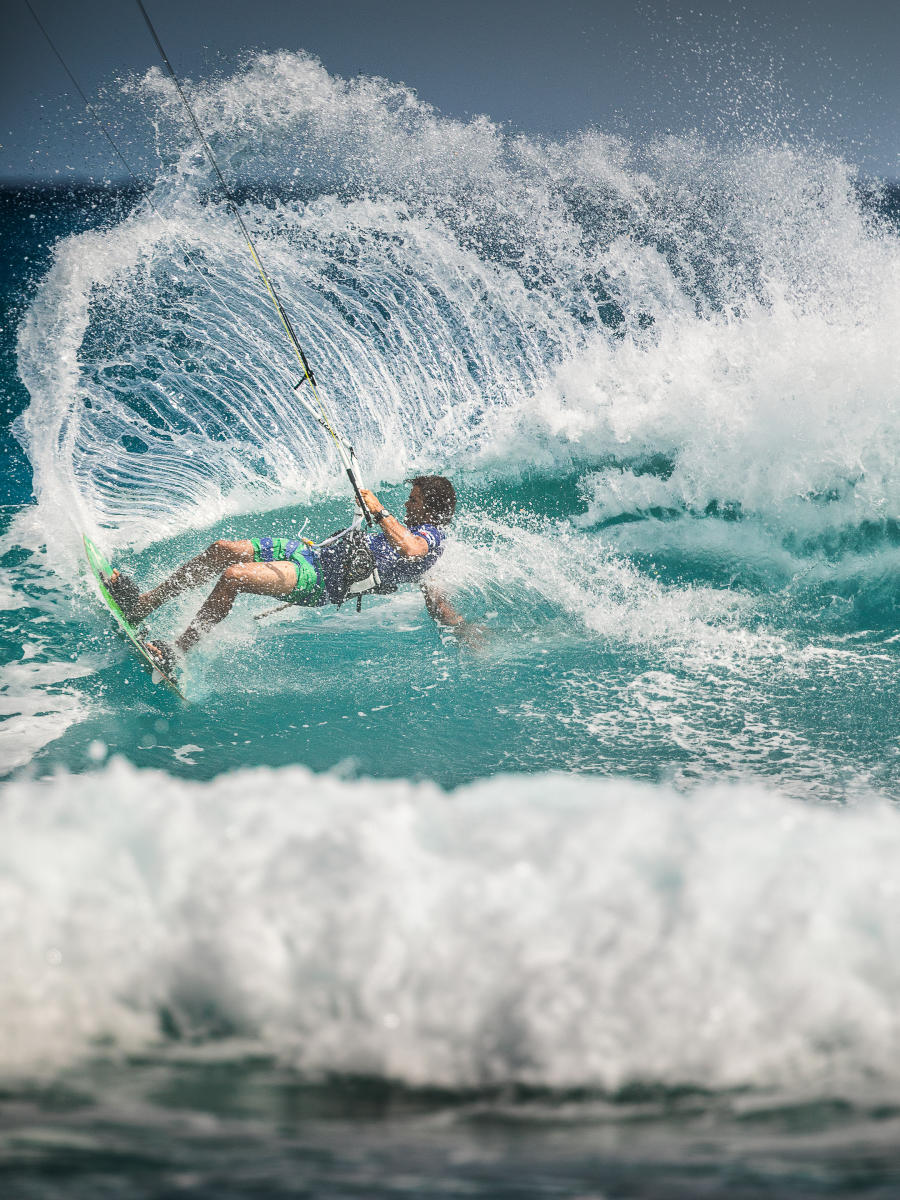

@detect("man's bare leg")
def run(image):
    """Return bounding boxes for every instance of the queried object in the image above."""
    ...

[164,560,299,656]
[111,540,255,624]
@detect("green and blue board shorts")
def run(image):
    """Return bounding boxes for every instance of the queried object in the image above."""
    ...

[250,536,326,607]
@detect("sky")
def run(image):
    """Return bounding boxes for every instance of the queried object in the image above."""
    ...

[2,0,899,185]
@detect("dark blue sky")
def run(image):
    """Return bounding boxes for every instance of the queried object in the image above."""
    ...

[3,0,898,184]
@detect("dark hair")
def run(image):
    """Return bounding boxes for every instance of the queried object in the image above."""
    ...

[408,475,456,525]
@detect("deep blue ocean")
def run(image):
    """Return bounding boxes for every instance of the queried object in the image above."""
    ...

[3,52,900,1197]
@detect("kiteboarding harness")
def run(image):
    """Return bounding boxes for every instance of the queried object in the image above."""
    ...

[134,0,382,608]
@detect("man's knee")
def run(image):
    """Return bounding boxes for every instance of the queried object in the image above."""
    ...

[221,563,248,587]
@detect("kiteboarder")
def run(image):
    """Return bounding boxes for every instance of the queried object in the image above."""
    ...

[71,3,482,689]
[107,475,477,673]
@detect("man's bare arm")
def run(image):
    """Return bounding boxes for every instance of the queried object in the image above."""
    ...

[421,581,466,629]
[421,582,485,648]
[358,488,428,557]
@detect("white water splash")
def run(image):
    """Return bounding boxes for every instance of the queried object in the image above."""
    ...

[13,53,899,571]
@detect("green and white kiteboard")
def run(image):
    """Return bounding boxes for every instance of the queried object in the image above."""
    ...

[82,534,186,701]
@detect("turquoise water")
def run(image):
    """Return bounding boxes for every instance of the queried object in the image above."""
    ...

[3,51,900,1197]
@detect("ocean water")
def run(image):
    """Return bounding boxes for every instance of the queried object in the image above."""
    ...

[3,51,900,1197]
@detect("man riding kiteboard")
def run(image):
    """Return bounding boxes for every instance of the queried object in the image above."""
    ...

[84,10,480,682]
[107,475,476,675]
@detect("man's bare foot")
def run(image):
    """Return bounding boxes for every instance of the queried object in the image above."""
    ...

[143,639,178,676]
[108,569,149,624]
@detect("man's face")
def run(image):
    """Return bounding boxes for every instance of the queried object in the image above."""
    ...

[405,485,426,524]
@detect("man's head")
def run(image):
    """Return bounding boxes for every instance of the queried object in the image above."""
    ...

[405,475,457,526]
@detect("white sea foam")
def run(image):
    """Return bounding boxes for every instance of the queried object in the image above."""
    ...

[3,759,900,1096]
[0,657,96,773]
[509,290,900,534]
